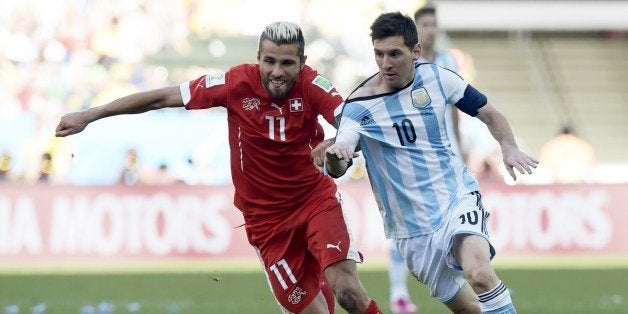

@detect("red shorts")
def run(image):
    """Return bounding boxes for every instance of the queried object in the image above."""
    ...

[245,192,361,313]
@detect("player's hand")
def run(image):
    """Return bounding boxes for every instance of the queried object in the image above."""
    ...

[55,111,91,137]
[502,147,539,180]
[325,143,359,162]
[312,139,334,168]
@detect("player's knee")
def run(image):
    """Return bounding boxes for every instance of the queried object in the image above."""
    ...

[325,260,358,287]
[335,288,360,312]
[464,265,496,292]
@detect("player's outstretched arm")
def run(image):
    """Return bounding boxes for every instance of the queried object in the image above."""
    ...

[55,86,183,137]
[476,102,539,180]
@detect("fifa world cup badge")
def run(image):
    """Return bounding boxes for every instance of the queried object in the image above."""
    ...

[411,87,431,109]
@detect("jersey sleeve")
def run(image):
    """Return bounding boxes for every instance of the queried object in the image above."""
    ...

[307,73,344,124]
[179,71,229,110]
[334,102,363,151]
[439,67,487,117]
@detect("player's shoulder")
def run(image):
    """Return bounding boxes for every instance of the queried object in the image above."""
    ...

[300,65,336,94]
[417,61,463,82]
[228,63,258,78]
[346,70,414,104]
[225,63,265,91]
[348,83,378,100]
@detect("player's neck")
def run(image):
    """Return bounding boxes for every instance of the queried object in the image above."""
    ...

[375,72,412,94]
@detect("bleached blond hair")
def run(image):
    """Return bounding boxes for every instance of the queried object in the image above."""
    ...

[259,22,305,59]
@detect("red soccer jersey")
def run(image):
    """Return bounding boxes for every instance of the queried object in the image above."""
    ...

[180,64,343,220]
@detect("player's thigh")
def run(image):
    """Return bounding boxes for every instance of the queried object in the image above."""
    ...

[305,198,362,269]
[323,259,360,288]
[395,236,466,303]
[451,234,493,271]
[299,291,330,314]
[444,191,495,269]
[252,219,323,312]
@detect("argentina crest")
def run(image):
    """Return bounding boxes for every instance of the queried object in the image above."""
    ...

[411,87,431,109]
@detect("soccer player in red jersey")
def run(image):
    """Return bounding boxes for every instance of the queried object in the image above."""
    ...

[55,22,381,314]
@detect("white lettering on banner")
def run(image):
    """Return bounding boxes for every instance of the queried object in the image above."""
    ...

[199,196,232,253]
[122,196,144,254]
[0,198,10,252]
[94,194,126,255]
[0,196,43,255]
[144,193,174,255]
[47,193,233,256]
[484,190,612,251]
[50,196,93,254]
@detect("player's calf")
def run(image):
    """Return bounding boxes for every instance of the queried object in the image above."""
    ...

[324,260,382,314]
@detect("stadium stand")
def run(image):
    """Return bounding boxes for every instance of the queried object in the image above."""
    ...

[452,32,628,164]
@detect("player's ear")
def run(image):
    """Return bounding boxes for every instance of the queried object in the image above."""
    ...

[413,43,421,61]
[300,55,307,69]
[257,51,261,61]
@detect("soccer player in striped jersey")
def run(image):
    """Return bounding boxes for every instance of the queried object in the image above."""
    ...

[56,21,382,314]
[387,6,465,314]
[325,12,538,314]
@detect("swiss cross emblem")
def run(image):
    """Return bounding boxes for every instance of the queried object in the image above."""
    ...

[289,98,303,112]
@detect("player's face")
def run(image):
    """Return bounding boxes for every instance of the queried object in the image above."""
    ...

[257,40,305,99]
[373,35,420,90]
[415,14,438,50]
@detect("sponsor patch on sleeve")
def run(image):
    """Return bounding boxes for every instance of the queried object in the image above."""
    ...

[205,72,226,88]
[312,75,334,93]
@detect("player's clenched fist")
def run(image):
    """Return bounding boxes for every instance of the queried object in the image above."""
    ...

[55,111,92,137]
[325,143,358,163]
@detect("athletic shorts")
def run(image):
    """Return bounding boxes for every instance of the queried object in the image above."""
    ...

[393,191,495,303]
[245,192,361,313]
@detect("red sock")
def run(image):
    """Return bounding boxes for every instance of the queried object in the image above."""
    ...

[319,279,335,313]
[364,300,382,314]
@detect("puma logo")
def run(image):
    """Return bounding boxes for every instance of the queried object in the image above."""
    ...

[326,241,342,252]
[270,103,284,115]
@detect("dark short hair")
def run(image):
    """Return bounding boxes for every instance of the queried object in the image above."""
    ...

[414,5,436,22]
[370,12,418,50]
[259,22,305,59]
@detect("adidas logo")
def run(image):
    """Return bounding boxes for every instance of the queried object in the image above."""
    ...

[360,115,374,126]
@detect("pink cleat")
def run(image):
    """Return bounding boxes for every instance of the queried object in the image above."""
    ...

[390,297,418,314]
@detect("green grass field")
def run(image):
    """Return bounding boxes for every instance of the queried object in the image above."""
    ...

[1,258,627,314]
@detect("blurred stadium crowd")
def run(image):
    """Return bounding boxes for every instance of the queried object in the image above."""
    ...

[0,0,420,185]
[1,0,192,184]
[1,0,625,186]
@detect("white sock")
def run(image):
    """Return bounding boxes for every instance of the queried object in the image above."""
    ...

[478,281,515,312]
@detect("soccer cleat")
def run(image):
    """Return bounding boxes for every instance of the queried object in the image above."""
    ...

[390,297,418,314]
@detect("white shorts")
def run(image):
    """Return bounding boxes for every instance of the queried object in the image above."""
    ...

[393,191,495,303]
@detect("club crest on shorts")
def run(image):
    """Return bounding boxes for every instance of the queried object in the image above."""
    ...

[411,87,431,109]
[288,286,307,304]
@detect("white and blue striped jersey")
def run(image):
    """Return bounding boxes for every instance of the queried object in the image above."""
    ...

[335,63,486,238]
[418,50,461,155]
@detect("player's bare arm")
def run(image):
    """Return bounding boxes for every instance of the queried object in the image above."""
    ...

[55,86,183,137]
[476,103,539,180]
